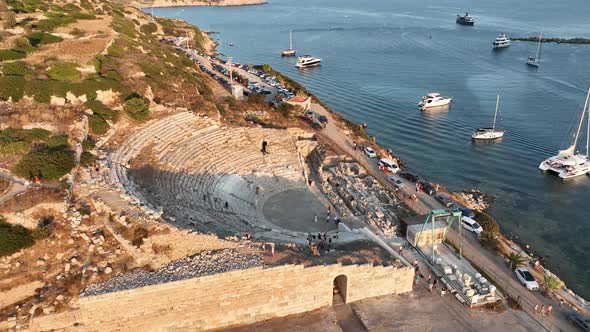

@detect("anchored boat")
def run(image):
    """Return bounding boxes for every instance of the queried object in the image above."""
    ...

[295,55,321,68]
[281,28,296,57]
[456,13,474,25]
[492,34,511,49]
[527,31,543,68]
[418,93,452,110]
[472,94,505,140]
[539,87,590,179]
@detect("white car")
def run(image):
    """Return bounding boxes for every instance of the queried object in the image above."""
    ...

[461,216,483,235]
[514,267,539,291]
[364,146,377,158]
[388,175,404,189]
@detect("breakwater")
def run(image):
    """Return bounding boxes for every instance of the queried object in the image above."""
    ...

[512,36,590,44]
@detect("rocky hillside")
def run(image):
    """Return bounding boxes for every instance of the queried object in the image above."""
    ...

[128,0,267,8]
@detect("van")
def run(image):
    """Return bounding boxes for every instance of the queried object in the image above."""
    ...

[461,216,483,235]
[379,158,399,173]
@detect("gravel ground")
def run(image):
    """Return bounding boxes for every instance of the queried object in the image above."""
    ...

[81,248,263,297]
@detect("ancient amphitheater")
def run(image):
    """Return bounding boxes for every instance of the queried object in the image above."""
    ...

[107,111,334,240]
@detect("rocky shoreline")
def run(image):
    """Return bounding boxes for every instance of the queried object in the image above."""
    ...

[134,0,267,8]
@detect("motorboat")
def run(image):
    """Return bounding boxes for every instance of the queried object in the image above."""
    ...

[456,13,474,25]
[281,28,296,57]
[527,31,542,67]
[295,55,321,68]
[539,87,590,179]
[472,94,505,140]
[492,34,511,49]
[418,93,452,110]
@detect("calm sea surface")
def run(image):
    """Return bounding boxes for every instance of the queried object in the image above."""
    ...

[154,0,590,297]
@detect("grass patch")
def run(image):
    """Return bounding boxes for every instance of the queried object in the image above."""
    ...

[0,61,33,76]
[25,31,63,47]
[35,16,76,32]
[0,49,26,61]
[47,62,81,81]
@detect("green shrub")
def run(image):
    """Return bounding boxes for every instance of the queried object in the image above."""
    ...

[81,139,95,151]
[0,49,26,61]
[35,16,76,32]
[69,12,95,20]
[124,97,150,121]
[47,134,68,149]
[31,216,54,240]
[12,37,35,53]
[13,148,76,180]
[0,141,29,154]
[0,218,35,257]
[111,16,136,38]
[140,22,157,34]
[475,211,500,234]
[0,61,33,76]
[79,151,96,166]
[62,3,81,11]
[88,113,109,134]
[25,31,63,46]
[0,76,25,100]
[70,27,86,37]
[47,62,81,81]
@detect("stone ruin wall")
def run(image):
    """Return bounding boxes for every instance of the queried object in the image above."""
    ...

[30,263,414,331]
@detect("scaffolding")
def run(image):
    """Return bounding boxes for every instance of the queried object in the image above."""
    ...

[413,208,463,263]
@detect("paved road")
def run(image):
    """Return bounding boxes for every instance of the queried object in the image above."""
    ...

[0,172,26,204]
[309,103,577,332]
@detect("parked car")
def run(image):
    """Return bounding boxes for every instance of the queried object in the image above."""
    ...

[566,310,590,332]
[364,146,377,158]
[379,158,399,174]
[435,194,453,207]
[388,175,404,189]
[400,172,419,183]
[418,180,436,195]
[318,115,328,124]
[305,110,315,120]
[311,122,323,131]
[514,267,539,291]
[461,216,483,235]
[459,207,476,218]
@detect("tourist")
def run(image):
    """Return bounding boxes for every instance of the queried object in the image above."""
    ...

[399,245,403,255]
[270,242,275,257]
[427,270,432,282]
[414,275,420,285]
[413,259,418,267]
[224,201,229,209]
[314,215,318,223]
[428,282,433,292]
[546,305,552,316]
[255,186,260,195]
[261,241,266,251]
[432,278,438,288]
[540,305,546,316]
[534,304,539,315]
[441,287,447,296]
[261,140,268,155]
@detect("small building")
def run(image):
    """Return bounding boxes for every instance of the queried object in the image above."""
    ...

[286,95,312,111]
[231,85,244,99]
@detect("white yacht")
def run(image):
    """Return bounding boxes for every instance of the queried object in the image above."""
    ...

[418,93,452,110]
[295,55,321,68]
[527,31,542,68]
[539,87,590,179]
[492,34,511,49]
[281,28,296,57]
[472,94,505,140]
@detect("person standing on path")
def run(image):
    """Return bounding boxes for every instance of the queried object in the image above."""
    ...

[269,242,275,257]
[540,305,546,317]
[534,304,539,315]
[428,282,433,292]
[314,215,318,223]
[546,305,552,316]
[399,245,403,256]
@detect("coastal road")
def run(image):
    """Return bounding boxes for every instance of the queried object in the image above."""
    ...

[309,103,577,332]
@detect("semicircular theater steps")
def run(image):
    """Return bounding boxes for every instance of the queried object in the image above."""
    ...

[109,112,308,236]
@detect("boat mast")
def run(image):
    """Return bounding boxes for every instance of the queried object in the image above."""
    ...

[492,94,500,130]
[536,31,542,61]
[587,87,590,157]
[573,87,590,152]
[289,28,293,50]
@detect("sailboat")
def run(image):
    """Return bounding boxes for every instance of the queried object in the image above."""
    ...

[281,28,296,57]
[527,31,542,67]
[539,87,590,179]
[472,94,505,140]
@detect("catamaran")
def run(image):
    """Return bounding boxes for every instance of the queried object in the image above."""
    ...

[539,87,590,179]
[472,94,505,140]
[527,31,542,67]
[281,28,296,57]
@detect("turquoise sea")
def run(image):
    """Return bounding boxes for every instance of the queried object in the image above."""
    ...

[154,0,590,297]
